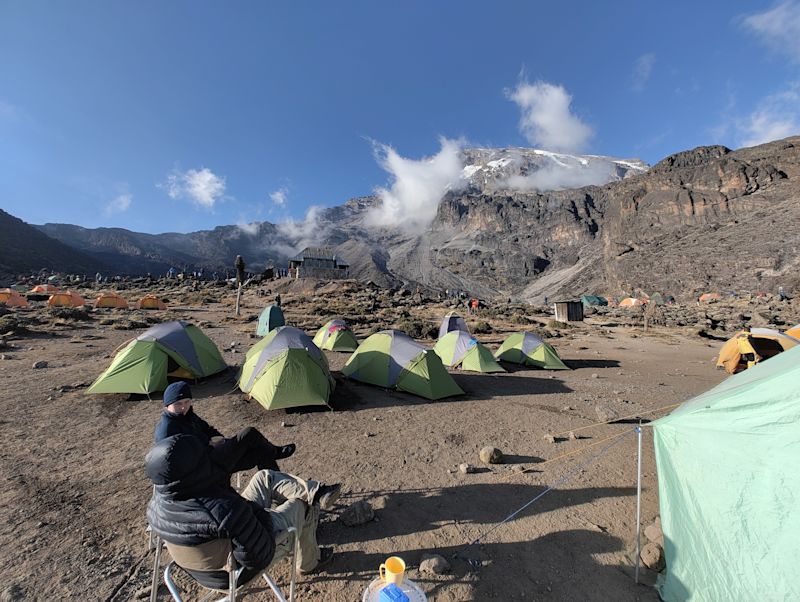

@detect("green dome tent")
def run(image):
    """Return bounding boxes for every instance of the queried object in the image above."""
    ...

[652,345,800,601]
[342,330,464,400]
[312,319,359,352]
[433,330,505,373]
[256,304,285,336]
[238,326,334,410]
[438,311,469,339]
[494,332,569,370]
[88,321,227,394]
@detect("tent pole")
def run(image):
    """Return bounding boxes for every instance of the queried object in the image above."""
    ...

[235,284,242,316]
[634,422,643,584]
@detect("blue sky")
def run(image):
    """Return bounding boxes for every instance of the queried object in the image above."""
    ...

[1,1,799,234]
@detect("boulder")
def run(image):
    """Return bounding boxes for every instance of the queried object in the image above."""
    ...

[640,542,665,571]
[419,553,451,575]
[479,446,503,464]
[339,500,374,527]
[595,405,619,422]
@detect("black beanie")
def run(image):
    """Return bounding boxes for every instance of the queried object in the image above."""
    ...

[163,381,192,407]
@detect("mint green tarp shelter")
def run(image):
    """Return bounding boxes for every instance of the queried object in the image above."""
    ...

[88,321,227,394]
[256,305,285,336]
[239,326,334,410]
[652,345,800,601]
[580,294,608,307]
[342,330,464,400]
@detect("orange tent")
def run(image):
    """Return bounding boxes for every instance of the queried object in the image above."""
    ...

[31,284,59,294]
[716,328,798,374]
[94,292,129,309]
[136,294,167,310]
[47,290,86,307]
[0,289,28,308]
[786,325,800,339]
[618,297,646,307]
[699,292,722,303]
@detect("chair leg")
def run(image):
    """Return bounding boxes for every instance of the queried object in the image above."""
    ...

[288,526,298,602]
[151,535,163,602]
[163,561,185,602]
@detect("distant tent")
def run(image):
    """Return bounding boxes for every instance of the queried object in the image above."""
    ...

[238,326,334,410]
[433,331,505,373]
[94,291,129,309]
[651,345,800,601]
[0,289,28,308]
[618,297,646,307]
[30,284,59,294]
[438,312,469,339]
[312,319,359,352]
[580,295,608,307]
[88,321,227,394]
[136,294,167,310]
[699,292,722,303]
[715,328,798,374]
[649,292,666,306]
[47,290,86,307]
[257,305,285,336]
[342,330,464,400]
[495,331,569,370]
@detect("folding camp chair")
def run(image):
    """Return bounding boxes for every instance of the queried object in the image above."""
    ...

[161,529,299,602]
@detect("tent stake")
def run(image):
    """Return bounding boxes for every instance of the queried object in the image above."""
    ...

[634,422,643,584]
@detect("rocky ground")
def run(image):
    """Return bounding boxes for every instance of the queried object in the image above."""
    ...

[0,278,796,601]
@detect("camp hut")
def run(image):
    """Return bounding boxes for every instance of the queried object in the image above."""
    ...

[438,312,469,339]
[580,295,608,308]
[136,294,167,310]
[238,326,334,410]
[495,331,569,370]
[715,328,798,374]
[88,321,227,394]
[257,305,286,336]
[651,345,800,601]
[312,319,359,352]
[30,284,59,294]
[698,292,721,303]
[0,289,28,308]
[433,331,505,373]
[342,330,464,400]
[785,324,800,339]
[94,291,129,309]
[47,290,86,307]
[618,297,646,308]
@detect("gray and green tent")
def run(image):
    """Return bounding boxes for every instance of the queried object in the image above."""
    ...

[494,331,569,370]
[88,321,227,394]
[651,345,800,601]
[256,305,285,336]
[312,319,359,352]
[433,330,505,373]
[438,312,469,339]
[342,330,464,400]
[238,326,334,410]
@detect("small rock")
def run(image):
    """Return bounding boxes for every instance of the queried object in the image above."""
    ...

[644,516,663,544]
[419,553,451,575]
[591,373,599,379]
[459,463,476,474]
[32,360,48,369]
[339,500,374,527]
[364,432,374,437]
[229,341,237,348]
[568,431,577,440]
[0,354,6,360]
[561,405,574,411]
[640,542,665,571]
[1,584,25,601]
[134,586,151,599]
[543,434,556,444]
[479,446,503,464]
[595,405,619,422]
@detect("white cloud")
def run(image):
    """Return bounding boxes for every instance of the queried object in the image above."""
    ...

[506,80,594,153]
[631,53,656,92]
[104,193,132,216]
[270,187,289,206]
[503,161,619,192]
[365,137,466,232]
[237,220,260,236]
[162,167,226,209]
[737,85,800,146]
[278,205,329,254]
[741,1,800,63]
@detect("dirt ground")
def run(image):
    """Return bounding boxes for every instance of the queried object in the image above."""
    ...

[0,281,737,601]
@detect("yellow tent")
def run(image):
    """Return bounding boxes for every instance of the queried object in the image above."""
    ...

[94,292,129,309]
[716,328,798,374]
[136,294,167,310]
[31,284,59,294]
[786,325,800,339]
[47,290,86,307]
[0,289,28,308]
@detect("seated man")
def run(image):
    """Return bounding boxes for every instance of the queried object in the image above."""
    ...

[145,435,341,589]
[154,381,294,472]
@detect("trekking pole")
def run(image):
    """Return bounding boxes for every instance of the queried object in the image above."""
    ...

[634,421,643,584]
[235,284,242,316]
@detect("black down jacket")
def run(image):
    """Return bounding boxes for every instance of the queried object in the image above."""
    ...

[144,435,276,581]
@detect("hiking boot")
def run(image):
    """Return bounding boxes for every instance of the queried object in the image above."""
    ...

[274,443,296,460]
[301,547,334,574]
[313,483,342,511]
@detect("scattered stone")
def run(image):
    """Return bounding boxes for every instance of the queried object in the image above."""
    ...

[479,446,503,464]
[543,434,556,444]
[1,584,25,601]
[644,517,663,545]
[339,500,374,527]
[0,354,7,360]
[568,431,578,440]
[595,405,619,422]
[459,463,476,474]
[561,405,574,411]
[32,360,48,369]
[419,553,451,575]
[134,586,151,599]
[364,432,374,437]
[280,421,293,428]
[591,373,599,379]
[640,542,665,571]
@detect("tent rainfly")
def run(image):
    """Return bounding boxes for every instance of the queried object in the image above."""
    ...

[0,289,28,308]
[715,328,798,374]
[88,321,227,394]
[342,329,464,400]
[257,305,285,336]
[438,312,469,339]
[651,344,800,601]
[312,319,359,352]
[433,330,505,373]
[239,326,334,410]
[94,291,129,309]
[136,294,167,310]
[47,290,86,307]
[495,331,569,370]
